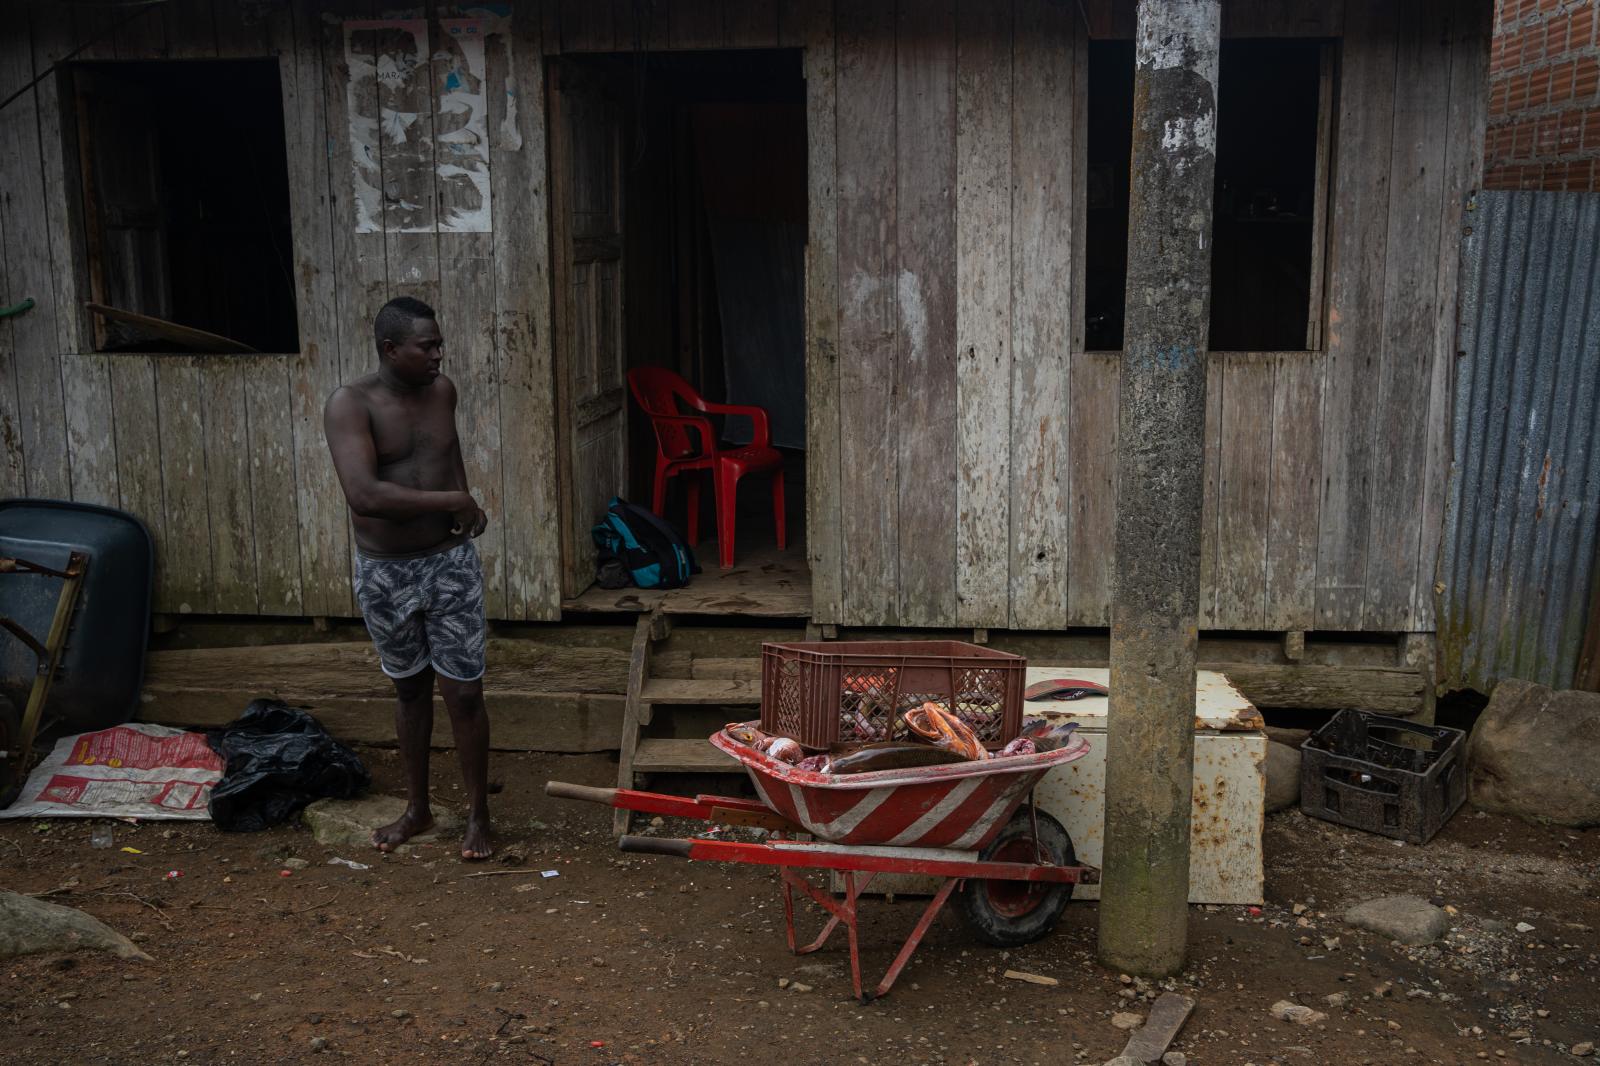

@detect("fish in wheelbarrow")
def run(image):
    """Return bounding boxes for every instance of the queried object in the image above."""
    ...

[723,723,806,764]
[828,742,968,775]
[1019,718,1081,752]
[902,702,988,761]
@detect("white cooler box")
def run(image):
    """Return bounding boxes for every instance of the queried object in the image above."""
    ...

[1028,667,1265,905]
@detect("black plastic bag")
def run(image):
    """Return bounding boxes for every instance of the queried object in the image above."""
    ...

[205,699,370,832]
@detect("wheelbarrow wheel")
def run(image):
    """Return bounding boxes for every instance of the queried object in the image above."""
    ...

[958,808,1076,948]
[0,694,22,809]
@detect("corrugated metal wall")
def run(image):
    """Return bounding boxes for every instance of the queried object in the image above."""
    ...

[1438,190,1600,692]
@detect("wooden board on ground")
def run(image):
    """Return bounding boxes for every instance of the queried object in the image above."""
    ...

[1114,991,1196,1065]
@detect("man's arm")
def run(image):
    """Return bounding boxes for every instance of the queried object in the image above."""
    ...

[441,377,488,538]
[324,387,475,521]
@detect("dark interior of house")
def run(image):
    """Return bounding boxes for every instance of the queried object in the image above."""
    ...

[70,59,299,353]
[617,50,808,562]
[1085,38,1324,352]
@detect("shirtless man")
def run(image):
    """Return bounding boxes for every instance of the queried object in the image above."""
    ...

[324,296,492,860]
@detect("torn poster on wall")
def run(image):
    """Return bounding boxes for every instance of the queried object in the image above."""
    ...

[344,10,510,234]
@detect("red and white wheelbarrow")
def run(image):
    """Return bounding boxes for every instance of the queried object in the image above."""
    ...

[545,723,1099,1002]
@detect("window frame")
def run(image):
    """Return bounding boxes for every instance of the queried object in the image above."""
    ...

[57,59,303,359]
[1076,38,1339,358]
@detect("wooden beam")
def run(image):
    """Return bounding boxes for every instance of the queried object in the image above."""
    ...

[138,691,625,753]
[615,610,658,835]
[1221,664,1423,715]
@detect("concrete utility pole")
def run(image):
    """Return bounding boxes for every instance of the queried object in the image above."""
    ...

[1098,0,1221,978]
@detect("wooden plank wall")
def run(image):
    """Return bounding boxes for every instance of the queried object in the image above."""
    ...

[0,0,562,621]
[0,0,1490,634]
[788,0,1484,633]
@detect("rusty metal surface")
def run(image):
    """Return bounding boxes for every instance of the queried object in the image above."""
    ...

[1022,667,1263,731]
[1438,190,1600,693]
[1033,729,1266,906]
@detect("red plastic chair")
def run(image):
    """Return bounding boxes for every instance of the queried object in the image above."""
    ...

[626,367,785,570]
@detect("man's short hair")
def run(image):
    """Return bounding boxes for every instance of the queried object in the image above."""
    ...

[374,296,437,354]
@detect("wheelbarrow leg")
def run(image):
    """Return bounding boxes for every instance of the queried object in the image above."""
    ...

[786,871,879,956]
[777,866,866,1002]
[871,877,960,1001]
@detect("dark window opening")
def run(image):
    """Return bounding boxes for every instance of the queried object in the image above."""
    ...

[68,60,299,353]
[1085,39,1326,352]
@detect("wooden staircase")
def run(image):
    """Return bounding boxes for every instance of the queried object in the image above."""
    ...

[613,609,766,833]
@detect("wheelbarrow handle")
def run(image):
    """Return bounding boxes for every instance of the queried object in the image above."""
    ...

[618,835,693,859]
[544,781,617,806]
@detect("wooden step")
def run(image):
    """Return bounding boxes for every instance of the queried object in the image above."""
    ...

[632,738,739,774]
[690,656,762,681]
[639,678,760,704]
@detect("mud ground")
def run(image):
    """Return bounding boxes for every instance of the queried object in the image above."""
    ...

[2,748,1597,1065]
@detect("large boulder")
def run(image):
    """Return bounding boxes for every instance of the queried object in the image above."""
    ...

[1466,679,1600,828]
[0,891,151,961]
[1264,741,1301,813]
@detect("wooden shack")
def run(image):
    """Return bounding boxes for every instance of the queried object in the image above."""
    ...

[1,0,1492,726]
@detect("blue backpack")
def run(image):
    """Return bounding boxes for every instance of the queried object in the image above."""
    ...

[591,497,700,590]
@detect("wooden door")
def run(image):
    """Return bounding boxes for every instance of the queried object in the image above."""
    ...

[550,61,628,598]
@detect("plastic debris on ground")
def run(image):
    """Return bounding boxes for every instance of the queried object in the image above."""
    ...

[205,700,370,832]
[0,724,222,821]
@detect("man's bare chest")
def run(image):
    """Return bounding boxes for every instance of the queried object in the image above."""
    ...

[369,405,457,471]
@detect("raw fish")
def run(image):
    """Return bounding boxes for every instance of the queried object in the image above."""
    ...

[902,702,988,761]
[998,736,1037,758]
[829,742,968,774]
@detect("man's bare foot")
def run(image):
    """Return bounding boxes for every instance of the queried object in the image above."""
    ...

[461,813,492,861]
[372,808,434,852]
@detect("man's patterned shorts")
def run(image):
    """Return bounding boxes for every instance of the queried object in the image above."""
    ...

[353,540,487,682]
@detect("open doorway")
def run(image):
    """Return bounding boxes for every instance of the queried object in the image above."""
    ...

[550,50,808,604]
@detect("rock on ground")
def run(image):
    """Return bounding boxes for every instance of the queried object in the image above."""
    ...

[0,891,152,961]
[1270,1000,1327,1025]
[1110,1011,1144,1030]
[1265,741,1301,813]
[302,795,462,853]
[1467,679,1600,827]
[1343,895,1449,946]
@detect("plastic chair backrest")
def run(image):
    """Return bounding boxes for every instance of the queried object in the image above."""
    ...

[627,366,705,461]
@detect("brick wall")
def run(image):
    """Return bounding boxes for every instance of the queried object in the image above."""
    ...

[1486,0,1600,191]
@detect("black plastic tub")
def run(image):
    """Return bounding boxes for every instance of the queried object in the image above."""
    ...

[0,499,153,742]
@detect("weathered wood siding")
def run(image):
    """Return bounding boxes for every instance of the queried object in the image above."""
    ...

[789,0,1489,632]
[0,0,1489,632]
[0,0,561,620]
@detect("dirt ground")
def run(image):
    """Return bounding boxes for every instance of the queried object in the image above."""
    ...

[2,748,1597,1066]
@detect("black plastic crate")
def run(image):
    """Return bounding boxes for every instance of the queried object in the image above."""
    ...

[1299,710,1466,844]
